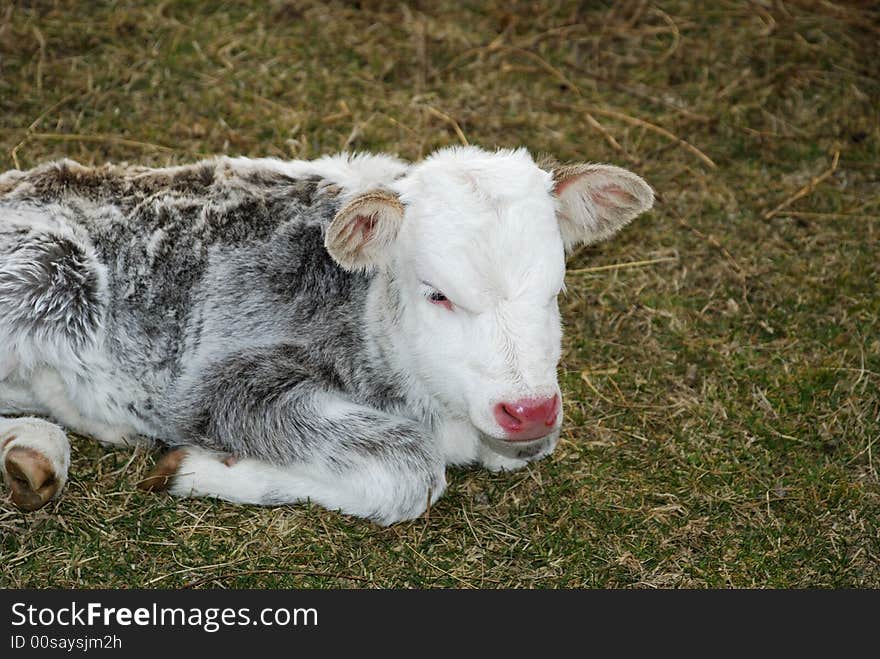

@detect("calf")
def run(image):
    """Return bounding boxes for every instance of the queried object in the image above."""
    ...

[0,147,652,524]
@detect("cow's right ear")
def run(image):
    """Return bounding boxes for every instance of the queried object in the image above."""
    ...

[325,190,405,271]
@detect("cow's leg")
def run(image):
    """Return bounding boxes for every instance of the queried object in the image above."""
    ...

[143,388,446,525]
[0,363,70,511]
[0,353,44,416]
[0,416,70,511]
[1,340,69,511]
[143,443,445,526]
[0,207,106,511]
[28,368,142,448]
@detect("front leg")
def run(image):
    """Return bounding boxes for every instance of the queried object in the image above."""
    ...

[1,416,70,511]
[148,366,446,524]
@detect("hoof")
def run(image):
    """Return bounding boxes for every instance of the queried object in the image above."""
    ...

[4,447,60,512]
[138,448,188,492]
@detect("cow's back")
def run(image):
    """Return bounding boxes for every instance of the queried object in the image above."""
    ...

[0,158,368,438]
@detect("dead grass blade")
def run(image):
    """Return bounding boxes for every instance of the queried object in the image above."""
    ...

[22,132,176,154]
[551,101,717,169]
[764,151,841,219]
[567,256,678,275]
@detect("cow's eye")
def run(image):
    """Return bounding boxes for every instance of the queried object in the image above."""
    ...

[425,287,454,310]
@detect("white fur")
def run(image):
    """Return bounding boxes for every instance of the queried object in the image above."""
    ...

[28,368,142,447]
[171,445,446,526]
[386,147,566,441]
[226,152,408,200]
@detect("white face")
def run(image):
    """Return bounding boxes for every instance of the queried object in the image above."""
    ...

[391,165,566,443]
[325,146,654,451]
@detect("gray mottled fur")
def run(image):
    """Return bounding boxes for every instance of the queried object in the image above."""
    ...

[0,158,458,521]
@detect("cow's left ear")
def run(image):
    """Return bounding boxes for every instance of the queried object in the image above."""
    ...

[551,164,654,250]
[325,190,405,271]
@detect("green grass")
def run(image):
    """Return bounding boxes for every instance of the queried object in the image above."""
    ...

[1,0,878,588]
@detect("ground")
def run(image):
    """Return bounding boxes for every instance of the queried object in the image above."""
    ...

[0,0,878,588]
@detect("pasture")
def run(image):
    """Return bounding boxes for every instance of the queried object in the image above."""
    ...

[0,0,877,588]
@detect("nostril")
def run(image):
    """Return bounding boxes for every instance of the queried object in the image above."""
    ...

[494,403,523,430]
[504,403,526,423]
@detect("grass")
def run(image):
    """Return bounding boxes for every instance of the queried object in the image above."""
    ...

[0,0,878,588]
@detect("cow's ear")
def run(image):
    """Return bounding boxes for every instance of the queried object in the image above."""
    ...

[325,190,405,271]
[551,164,653,250]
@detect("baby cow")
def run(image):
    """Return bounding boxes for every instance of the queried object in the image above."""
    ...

[0,147,652,524]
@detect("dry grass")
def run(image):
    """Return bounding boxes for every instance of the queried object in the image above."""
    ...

[0,0,878,588]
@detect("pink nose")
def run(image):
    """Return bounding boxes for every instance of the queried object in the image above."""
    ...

[493,395,559,441]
